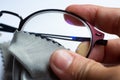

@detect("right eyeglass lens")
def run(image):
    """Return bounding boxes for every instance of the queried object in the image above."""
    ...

[22,10,92,57]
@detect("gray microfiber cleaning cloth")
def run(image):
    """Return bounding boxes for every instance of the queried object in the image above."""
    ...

[8,31,65,79]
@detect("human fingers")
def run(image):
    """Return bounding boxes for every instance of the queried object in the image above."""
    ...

[50,49,120,80]
[76,39,120,64]
[66,4,120,36]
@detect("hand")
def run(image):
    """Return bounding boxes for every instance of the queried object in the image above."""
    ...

[50,4,120,80]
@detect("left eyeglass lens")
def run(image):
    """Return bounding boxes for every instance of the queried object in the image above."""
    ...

[0,13,20,43]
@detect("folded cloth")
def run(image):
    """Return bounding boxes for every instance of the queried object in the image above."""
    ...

[8,31,65,79]
[0,42,13,80]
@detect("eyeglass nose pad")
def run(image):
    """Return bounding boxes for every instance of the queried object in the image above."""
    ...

[94,29,104,41]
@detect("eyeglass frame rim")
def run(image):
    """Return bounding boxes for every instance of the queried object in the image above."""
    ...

[17,9,107,57]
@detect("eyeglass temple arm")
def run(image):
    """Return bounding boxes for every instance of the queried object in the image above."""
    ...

[0,23,17,32]
[31,32,90,41]
[30,32,107,45]
[0,23,107,45]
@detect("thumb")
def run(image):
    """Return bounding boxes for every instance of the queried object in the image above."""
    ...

[50,49,113,80]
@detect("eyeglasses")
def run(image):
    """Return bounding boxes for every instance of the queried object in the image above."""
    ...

[0,9,107,58]
[0,9,108,80]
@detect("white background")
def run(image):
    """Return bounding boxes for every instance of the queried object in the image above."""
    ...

[0,0,120,18]
[0,0,120,80]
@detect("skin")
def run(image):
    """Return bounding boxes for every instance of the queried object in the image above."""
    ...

[50,4,120,80]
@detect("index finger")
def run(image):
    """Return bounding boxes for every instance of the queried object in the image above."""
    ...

[66,4,120,36]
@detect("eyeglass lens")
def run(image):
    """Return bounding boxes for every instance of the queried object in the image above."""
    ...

[22,11,92,56]
[0,12,20,43]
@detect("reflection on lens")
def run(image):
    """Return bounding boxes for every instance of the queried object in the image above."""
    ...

[22,10,92,56]
[64,14,84,26]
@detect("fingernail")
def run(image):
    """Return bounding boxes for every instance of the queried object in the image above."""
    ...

[76,42,90,57]
[52,50,73,71]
